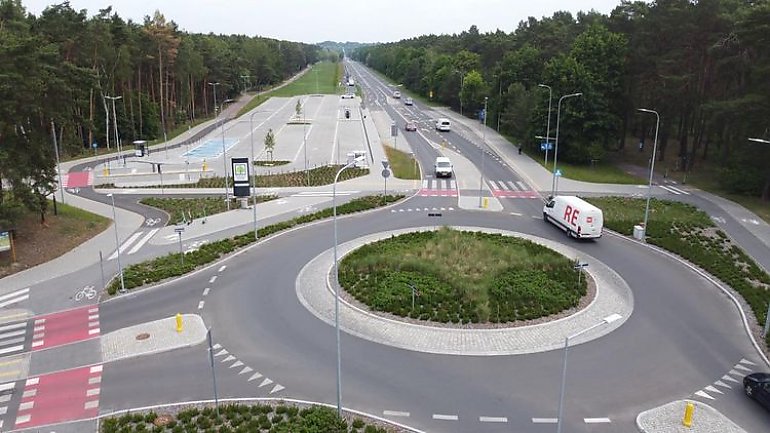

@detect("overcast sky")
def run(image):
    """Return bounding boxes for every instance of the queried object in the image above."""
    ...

[21,0,627,43]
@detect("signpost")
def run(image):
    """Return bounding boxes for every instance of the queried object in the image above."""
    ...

[574,259,588,287]
[382,160,391,195]
[231,157,251,198]
[175,227,185,265]
[391,122,398,150]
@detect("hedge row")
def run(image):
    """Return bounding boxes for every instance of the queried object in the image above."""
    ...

[107,195,404,294]
[101,404,391,433]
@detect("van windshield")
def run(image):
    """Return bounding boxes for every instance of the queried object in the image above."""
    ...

[437,162,451,167]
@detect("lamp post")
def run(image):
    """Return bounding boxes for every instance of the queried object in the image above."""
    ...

[302,98,309,186]
[637,108,660,239]
[749,137,770,337]
[557,313,622,433]
[538,84,553,166]
[50,120,64,204]
[551,92,582,197]
[208,82,230,211]
[105,95,124,165]
[107,193,125,293]
[455,69,466,117]
[478,96,488,208]
[249,111,260,241]
[332,156,365,417]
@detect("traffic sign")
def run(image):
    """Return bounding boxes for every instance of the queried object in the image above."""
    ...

[92,142,98,149]
[555,169,562,177]
[381,169,391,178]
[540,142,553,151]
[382,160,390,169]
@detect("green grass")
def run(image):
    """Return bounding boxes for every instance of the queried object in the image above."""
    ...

[383,145,420,179]
[237,62,343,117]
[527,152,644,184]
[140,196,277,225]
[339,228,585,324]
[585,196,770,349]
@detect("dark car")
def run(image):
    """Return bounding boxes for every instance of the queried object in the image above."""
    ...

[405,121,417,131]
[744,373,770,409]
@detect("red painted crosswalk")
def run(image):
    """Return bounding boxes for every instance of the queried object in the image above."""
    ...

[32,306,100,351]
[62,171,93,188]
[14,365,102,428]
[491,190,539,198]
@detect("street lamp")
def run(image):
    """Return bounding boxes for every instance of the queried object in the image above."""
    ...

[106,193,125,293]
[105,95,123,165]
[478,96,488,208]
[332,155,365,417]
[637,108,660,240]
[208,82,230,211]
[748,137,770,338]
[551,92,582,197]
[249,111,261,241]
[538,84,553,166]
[454,69,466,117]
[556,313,622,433]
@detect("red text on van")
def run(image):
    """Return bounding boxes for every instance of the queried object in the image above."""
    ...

[564,205,580,227]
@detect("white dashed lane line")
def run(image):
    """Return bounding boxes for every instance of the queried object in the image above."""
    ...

[209,276,217,283]
[432,414,458,421]
[197,301,205,310]
[202,288,210,296]
[479,416,507,423]
[382,410,410,417]
[218,265,227,272]
[532,418,558,424]
[584,417,611,423]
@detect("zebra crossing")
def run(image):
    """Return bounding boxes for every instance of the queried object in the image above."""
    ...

[487,180,539,199]
[0,381,17,430]
[419,179,457,197]
[659,183,690,195]
[0,321,28,356]
[0,288,29,309]
[691,358,756,402]
[108,228,159,260]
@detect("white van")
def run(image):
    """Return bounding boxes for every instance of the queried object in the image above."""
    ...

[433,156,453,178]
[435,118,451,132]
[543,196,603,239]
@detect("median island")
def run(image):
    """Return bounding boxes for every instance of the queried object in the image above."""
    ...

[338,228,590,325]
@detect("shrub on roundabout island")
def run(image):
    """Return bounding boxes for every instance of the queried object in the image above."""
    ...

[338,228,587,324]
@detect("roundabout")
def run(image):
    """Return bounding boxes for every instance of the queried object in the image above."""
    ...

[296,226,633,355]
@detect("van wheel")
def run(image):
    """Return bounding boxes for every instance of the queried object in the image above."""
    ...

[567,229,574,238]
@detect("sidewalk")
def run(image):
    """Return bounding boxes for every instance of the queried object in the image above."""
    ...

[637,400,747,433]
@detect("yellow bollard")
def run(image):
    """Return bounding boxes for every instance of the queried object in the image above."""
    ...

[202,159,208,172]
[103,167,109,176]
[175,313,183,333]
[483,197,489,209]
[682,401,694,427]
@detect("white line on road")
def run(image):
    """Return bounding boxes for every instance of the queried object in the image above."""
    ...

[209,276,217,284]
[218,265,227,272]
[432,414,458,421]
[383,410,410,417]
[532,418,558,424]
[109,232,143,260]
[479,416,507,423]
[584,418,611,423]
[198,301,205,310]
[0,322,27,333]
[127,229,159,255]
[202,288,210,296]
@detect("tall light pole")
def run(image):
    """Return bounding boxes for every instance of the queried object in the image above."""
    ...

[538,84,553,166]
[497,71,504,132]
[551,92,582,197]
[302,97,309,186]
[332,156,364,417]
[107,193,125,293]
[105,95,123,165]
[249,111,260,241]
[557,313,622,433]
[478,96,488,208]
[637,108,660,239]
[51,120,64,204]
[208,82,230,210]
[749,136,770,339]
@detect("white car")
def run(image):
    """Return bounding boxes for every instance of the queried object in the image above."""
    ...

[393,91,401,99]
[404,97,413,106]
[341,93,354,99]
[435,118,451,132]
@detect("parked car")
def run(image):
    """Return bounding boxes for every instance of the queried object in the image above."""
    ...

[404,97,413,106]
[405,121,417,131]
[744,373,770,410]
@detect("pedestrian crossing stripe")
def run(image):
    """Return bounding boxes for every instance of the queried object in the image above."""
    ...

[109,229,159,260]
[0,288,30,309]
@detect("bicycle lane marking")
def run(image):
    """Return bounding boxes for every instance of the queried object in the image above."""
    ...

[31,306,100,351]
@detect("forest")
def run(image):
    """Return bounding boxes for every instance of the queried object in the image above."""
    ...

[0,0,327,226]
[352,0,770,202]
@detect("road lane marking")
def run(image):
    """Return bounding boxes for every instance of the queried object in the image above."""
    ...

[108,232,143,260]
[432,414,458,421]
[198,301,205,310]
[584,418,611,423]
[383,411,410,417]
[479,416,507,423]
[0,382,15,392]
[209,276,217,283]
[203,288,210,296]
[532,418,557,423]
[127,229,159,255]
[218,265,227,272]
